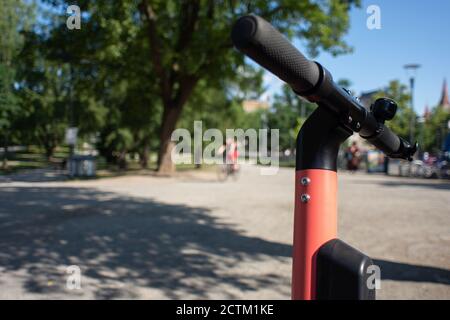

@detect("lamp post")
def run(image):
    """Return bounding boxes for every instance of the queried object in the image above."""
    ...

[417,116,425,156]
[403,64,421,145]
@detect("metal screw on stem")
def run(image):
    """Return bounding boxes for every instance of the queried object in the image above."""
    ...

[300,194,310,203]
[300,177,311,186]
[300,178,311,202]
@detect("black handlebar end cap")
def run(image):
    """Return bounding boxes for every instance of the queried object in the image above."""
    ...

[231,14,321,93]
[231,15,258,50]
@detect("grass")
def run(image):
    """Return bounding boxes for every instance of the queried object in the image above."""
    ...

[1,146,216,178]
[255,158,296,168]
[1,152,46,175]
[0,145,70,175]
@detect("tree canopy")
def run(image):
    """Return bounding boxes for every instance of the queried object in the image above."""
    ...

[3,0,369,172]
[38,0,360,172]
[0,0,34,168]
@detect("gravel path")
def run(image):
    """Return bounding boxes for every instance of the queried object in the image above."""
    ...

[0,165,449,299]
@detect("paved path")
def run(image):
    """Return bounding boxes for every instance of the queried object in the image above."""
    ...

[0,165,449,299]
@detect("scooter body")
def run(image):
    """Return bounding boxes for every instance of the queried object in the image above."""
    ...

[231,14,417,300]
[292,169,337,299]
[291,106,375,300]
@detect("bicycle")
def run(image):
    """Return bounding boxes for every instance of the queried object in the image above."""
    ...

[232,14,417,300]
[216,163,240,182]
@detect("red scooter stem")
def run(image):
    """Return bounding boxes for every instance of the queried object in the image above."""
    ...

[231,15,402,300]
[230,15,408,299]
[292,169,338,299]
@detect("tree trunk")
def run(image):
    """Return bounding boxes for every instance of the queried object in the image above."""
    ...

[118,150,127,170]
[157,105,183,175]
[140,140,149,169]
[45,144,55,161]
[2,134,8,170]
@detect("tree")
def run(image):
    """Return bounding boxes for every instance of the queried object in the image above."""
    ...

[0,0,32,168]
[41,0,359,174]
[267,85,315,151]
[423,106,450,153]
[179,65,265,133]
[32,0,161,167]
[0,61,18,169]
[137,0,360,174]
[15,30,72,160]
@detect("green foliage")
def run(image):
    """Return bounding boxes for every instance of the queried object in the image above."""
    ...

[39,0,162,165]
[179,66,265,133]
[15,30,71,158]
[422,106,450,153]
[0,0,34,169]
[0,64,18,132]
[6,0,359,170]
[132,0,359,171]
[0,0,30,134]
[267,85,315,150]
[372,80,450,154]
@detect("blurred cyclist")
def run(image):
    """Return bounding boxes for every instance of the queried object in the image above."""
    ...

[218,138,239,171]
[346,141,360,172]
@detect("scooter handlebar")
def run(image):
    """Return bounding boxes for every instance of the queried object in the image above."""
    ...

[231,14,417,161]
[366,123,417,160]
[231,14,321,94]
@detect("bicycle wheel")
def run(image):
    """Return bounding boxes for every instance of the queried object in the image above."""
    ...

[231,165,240,181]
[216,164,228,182]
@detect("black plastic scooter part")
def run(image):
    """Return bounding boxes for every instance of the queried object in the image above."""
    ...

[231,14,417,161]
[296,105,352,171]
[316,239,376,300]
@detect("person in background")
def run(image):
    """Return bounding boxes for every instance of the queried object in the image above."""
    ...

[227,138,239,171]
[217,138,239,172]
[346,141,360,172]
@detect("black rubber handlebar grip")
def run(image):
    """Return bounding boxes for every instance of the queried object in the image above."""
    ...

[366,124,401,156]
[231,14,321,93]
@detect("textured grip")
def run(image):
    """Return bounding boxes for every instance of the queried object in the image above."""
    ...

[367,124,401,156]
[231,14,320,93]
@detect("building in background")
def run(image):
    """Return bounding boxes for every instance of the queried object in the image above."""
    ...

[438,79,450,112]
[242,100,269,113]
[437,79,450,153]
[359,89,379,109]
[423,105,432,120]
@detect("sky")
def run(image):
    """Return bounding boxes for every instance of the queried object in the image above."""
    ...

[261,0,450,115]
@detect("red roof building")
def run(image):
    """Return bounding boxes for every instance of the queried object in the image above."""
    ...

[423,105,431,120]
[438,79,450,111]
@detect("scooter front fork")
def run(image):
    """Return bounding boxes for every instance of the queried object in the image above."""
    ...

[292,169,337,300]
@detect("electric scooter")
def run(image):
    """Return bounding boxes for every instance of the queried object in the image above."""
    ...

[231,15,417,300]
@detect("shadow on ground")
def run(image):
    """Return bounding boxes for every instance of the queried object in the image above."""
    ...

[380,180,450,191]
[349,178,450,191]
[1,183,448,299]
[374,259,450,285]
[0,186,291,299]
[0,168,68,183]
